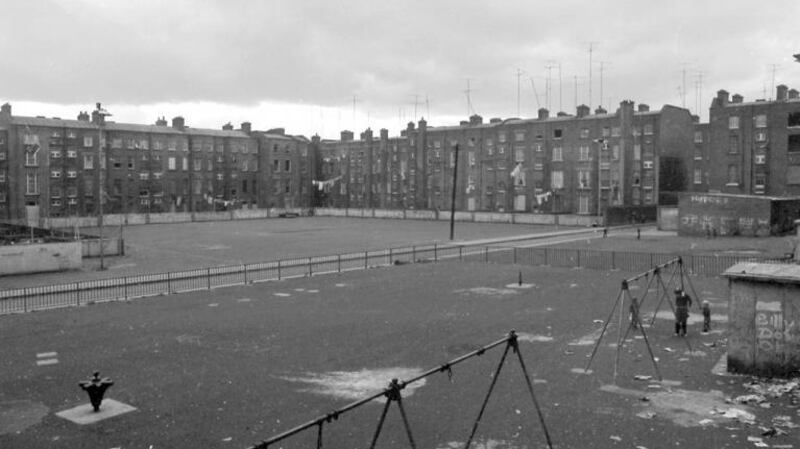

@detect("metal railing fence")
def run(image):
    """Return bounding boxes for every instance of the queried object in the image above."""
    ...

[0,242,790,315]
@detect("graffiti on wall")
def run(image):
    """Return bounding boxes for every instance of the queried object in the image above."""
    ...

[680,213,770,237]
[690,195,729,205]
[755,300,800,366]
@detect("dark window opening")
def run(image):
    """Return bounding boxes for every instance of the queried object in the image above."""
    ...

[789,134,800,152]
[553,129,562,138]
[789,112,800,127]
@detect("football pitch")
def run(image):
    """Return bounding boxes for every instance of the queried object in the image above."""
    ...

[1,259,753,449]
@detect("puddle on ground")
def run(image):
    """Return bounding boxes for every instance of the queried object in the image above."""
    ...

[600,384,751,427]
[455,287,519,297]
[653,310,728,324]
[568,327,603,346]
[279,367,426,401]
[516,333,554,343]
[0,400,49,435]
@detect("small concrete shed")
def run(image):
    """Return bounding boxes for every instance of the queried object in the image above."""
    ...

[723,262,800,376]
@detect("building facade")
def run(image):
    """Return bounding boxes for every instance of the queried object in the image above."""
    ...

[691,85,800,197]
[0,103,312,223]
[312,100,694,215]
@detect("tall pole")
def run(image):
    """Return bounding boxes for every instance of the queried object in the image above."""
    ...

[96,113,105,270]
[449,143,459,240]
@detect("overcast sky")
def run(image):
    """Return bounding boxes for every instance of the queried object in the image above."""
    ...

[1,0,798,138]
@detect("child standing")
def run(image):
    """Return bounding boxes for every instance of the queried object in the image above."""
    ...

[702,300,711,333]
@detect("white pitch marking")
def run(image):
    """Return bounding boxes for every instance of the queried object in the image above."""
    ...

[37,352,57,359]
[237,298,252,303]
[307,289,319,293]
[294,288,306,292]
[335,283,346,287]
[274,293,291,297]
[208,303,219,307]
[37,359,59,366]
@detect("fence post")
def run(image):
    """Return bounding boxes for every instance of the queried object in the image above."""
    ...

[24,288,28,313]
[337,254,341,273]
[308,257,313,277]
[459,246,463,260]
[76,282,81,306]
[434,243,438,262]
[167,272,172,293]
[485,246,489,262]
[207,268,212,290]
[124,278,128,300]
[513,247,517,264]
[576,249,580,267]
[365,251,368,269]
[612,251,616,270]
[389,248,393,266]
[412,246,416,262]
[278,260,282,280]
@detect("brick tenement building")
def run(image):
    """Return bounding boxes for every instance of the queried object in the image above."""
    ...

[313,100,694,215]
[0,103,311,222]
[692,85,800,196]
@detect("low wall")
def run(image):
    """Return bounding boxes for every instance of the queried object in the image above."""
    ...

[312,207,595,226]
[658,207,678,231]
[82,237,124,258]
[0,241,82,275]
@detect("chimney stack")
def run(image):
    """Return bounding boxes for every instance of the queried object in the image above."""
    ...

[789,88,799,100]
[0,103,11,117]
[576,104,590,118]
[716,89,729,106]
[469,114,483,125]
[340,130,354,141]
[777,84,789,101]
[537,108,549,120]
[266,127,285,135]
[595,106,607,114]
[637,104,650,112]
[155,116,167,126]
[240,122,251,133]
[222,122,233,131]
[172,116,185,130]
[77,111,90,121]
[380,128,389,140]
[731,94,743,104]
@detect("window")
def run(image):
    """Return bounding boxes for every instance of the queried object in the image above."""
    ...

[498,145,505,155]
[612,145,620,160]
[83,136,93,147]
[729,136,739,154]
[755,173,766,189]
[0,172,4,182]
[168,140,177,151]
[139,172,149,180]
[273,159,280,172]
[728,116,740,130]
[643,124,653,135]
[216,173,224,181]
[51,199,62,207]
[67,170,77,178]
[0,152,5,161]
[553,129,563,139]
[193,159,202,171]
[84,179,93,196]
[514,130,525,142]
[50,186,62,198]
[578,170,591,188]
[727,164,739,185]
[25,147,39,166]
[67,150,77,158]
[168,157,176,170]
[153,172,163,180]
[694,131,703,143]
[468,151,476,166]
[153,140,163,151]
[50,150,62,159]
[579,146,590,161]
[580,128,589,138]
[84,154,93,169]
[552,147,563,161]
[515,149,525,162]
[550,170,564,189]
[643,160,654,169]
[611,127,621,137]
[789,112,800,127]
[755,114,767,128]
[755,131,767,142]
[755,154,766,165]
[602,127,610,137]
[111,138,122,149]
[67,131,77,139]
[128,157,135,170]
[51,169,62,178]
[67,187,77,197]
[693,169,702,184]
[284,160,291,172]
[498,132,506,143]
[26,173,38,195]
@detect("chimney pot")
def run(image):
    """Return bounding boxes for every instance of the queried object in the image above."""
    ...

[240,122,251,133]
[777,84,789,101]
[537,108,549,120]
[576,104,590,118]
[637,104,650,112]
[731,94,743,103]
[789,89,799,100]
[172,116,185,130]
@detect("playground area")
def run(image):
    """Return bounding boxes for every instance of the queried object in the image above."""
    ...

[2,259,797,449]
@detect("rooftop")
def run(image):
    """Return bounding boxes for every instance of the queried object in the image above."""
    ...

[723,262,800,284]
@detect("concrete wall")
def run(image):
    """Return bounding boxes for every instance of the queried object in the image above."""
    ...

[679,193,775,237]
[82,237,124,258]
[727,278,800,376]
[658,207,678,231]
[0,241,82,275]
[312,207,593,226]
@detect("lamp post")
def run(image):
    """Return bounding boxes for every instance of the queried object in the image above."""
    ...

[94,103,111,270]
[449,143,459,240]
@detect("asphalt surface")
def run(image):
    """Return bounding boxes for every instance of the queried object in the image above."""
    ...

[2,261,796,449]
